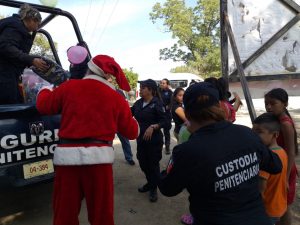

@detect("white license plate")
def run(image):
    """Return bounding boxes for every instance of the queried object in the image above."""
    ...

[23,159,54,179]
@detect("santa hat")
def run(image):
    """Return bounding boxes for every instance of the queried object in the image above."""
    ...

[87,55,130,91]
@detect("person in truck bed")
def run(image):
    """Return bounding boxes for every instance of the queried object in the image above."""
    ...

[0,3,48,104]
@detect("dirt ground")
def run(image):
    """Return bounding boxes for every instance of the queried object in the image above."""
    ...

[112,107,300,225]
[108,117,300,225]
[110,136,189,225]
[0,131,190,225]
[0,109,299,225]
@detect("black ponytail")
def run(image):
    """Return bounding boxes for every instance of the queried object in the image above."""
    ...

[265,88,298,155]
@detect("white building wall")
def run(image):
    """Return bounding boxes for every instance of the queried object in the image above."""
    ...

[228,0,300,76]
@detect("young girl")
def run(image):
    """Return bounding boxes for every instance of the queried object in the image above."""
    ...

[171,87,187,143]
[204,77,242,123]
[264,88,298,225]
[217,77,243,122]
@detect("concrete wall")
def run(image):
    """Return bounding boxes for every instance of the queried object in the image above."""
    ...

[228,0,300,75]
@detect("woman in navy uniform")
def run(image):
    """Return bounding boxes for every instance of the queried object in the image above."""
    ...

[0,4,48,104]
[159,82,283,225]
[131,79,167,202]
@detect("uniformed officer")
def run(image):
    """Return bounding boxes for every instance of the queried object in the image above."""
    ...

[159,78,173,154]
[0,4,48,104]
[158,82,283,225]
[131,79,167,202]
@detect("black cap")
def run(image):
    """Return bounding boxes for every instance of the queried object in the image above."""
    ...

[138,79,157,90]
[183,82,219,109]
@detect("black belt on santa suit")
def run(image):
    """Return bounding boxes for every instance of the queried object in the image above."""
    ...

[59,138,113,146]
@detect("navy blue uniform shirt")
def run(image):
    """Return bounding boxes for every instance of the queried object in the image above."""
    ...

[0,14,37,103]
[131,96,168,143]
[159,121,282,225]
[0,14,35,74]
[159,89,173,111]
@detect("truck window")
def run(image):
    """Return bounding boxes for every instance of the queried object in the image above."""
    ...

[170,80,188,89]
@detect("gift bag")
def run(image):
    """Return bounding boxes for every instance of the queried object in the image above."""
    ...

[22,69,50,104]
[32,57,70,86]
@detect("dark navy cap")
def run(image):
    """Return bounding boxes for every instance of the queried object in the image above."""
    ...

[183,82,219,109]
[138,79,158,90]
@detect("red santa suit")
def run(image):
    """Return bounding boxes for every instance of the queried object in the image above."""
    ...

[36,55,139,225]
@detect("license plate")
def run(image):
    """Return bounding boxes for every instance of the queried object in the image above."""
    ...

[23,159,54,179]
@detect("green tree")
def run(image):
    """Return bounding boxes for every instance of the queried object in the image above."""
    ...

[123,68,138,90]
[170,65,198,74]
[150,0,221,78]
[110,67,139,91]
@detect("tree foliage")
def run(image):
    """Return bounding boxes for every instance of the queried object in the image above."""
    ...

[150,0,221,78]
[123,68,139,90]
[111,68,138,91]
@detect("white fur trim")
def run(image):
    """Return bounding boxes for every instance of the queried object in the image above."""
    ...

[53,146,114,165]
[83,75,115,90]
[88,59,105,76]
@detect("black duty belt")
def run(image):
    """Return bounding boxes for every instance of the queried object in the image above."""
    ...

[59,138,112,146]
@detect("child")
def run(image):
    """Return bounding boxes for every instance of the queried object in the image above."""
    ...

[171,87,187,143]
[253,113,288,224]
[205,77,242,123]
[264,88,298,225]
[217,77,243,122]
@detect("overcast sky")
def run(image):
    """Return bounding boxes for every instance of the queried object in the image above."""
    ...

[0,0,194,77]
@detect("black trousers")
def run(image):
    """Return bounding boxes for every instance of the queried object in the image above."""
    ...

[137,141,163,190]
[163,127,171,147]
[163,111,172,146]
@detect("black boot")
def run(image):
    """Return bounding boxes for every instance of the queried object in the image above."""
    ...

[138,184,150,193]
[149,189,158,202]
[165,145,170,155]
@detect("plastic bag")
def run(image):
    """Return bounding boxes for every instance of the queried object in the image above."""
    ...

[21,69,51,104]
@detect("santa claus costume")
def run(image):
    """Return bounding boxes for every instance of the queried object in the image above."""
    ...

[36,55,139,225]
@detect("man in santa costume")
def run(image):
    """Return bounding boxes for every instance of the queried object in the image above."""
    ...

[36,55,139,225]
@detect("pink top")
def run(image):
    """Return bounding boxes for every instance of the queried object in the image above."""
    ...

[220,101,236,123]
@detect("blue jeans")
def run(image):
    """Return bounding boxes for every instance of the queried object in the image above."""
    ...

[117,133,133,161]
